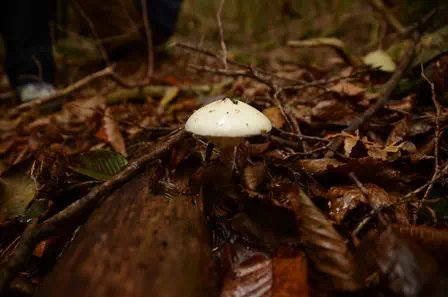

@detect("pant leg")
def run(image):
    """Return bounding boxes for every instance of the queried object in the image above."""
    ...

[135,0,183,46]
[1,0,56,88]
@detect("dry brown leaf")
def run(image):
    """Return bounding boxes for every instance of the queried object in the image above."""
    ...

[311,99,356,125]
[299,158,344,174]
[290,104,313,124]
[243,162,266,191]
[263,107,286,129]
[272,247,309,297]
[291,190,361,291]
[221,245,272,297]
[329,81,365,97]
[326,184,394,223]
[386,117,411,146]
[103,107,127,156]
[0,138,15,155]
[65,96,106,122]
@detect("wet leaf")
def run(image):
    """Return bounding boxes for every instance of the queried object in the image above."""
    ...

[71,149,128,181]
[272,246,309,297]
[291,190,361,291]
[103,107,127,156]
[221,245,273,297]
[263,107,285,129]
[326,184,396,223]
[243,162,266,191]
[363,50,396,72]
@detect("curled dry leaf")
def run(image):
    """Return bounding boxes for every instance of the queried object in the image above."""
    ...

[311,99,356,126]
[221,245,273,297]
[326,184,407,224]
[291,190,361,291]
[357,227,439,297]
[329,81,365,97]
[243,162,266,191]
[386,117,411,146]
[103,107,127,157]
[272,246,309,297]
[263,107,285,129]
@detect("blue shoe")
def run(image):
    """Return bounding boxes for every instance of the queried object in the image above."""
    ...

[17,82,57,102]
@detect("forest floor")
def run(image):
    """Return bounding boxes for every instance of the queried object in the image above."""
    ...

[0,2,448,297]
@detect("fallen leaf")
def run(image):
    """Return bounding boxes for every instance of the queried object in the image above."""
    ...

[363,49,396,72]
[329,81,365,97]
[291,189,361,291]
[299,158,344,174]
[272,246,309,297]
[263,107,286,129]
[221,244,273,297]
[0,169,36,218]
[0,138,15,155]
[70,149,128,181]
[243,162,266,191]
[103,107,127,156]
[311,99,356,125]
[386,117,411,146]
[326,184,395,223]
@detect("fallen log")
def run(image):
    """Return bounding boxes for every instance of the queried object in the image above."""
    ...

[35,171,217,297]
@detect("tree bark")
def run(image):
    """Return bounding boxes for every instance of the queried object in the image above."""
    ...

[35,171,217,297]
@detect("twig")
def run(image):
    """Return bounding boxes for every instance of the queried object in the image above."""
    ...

[141,0,154,80]
[70,0,110,65]
[216,0,228,69]
[6,65,116,117]
[413,65,443,223]
[348,172,388,226]
[0,219,38,295]
[367,0,405,33]
[0,129,187,295]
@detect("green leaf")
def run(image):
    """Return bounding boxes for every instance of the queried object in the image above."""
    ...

[71,150,128,181]
[363,50,396,72]
[0,170,37,218]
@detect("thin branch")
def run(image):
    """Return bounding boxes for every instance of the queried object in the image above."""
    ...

[413,64,443,223]
[141,0,154,80]
[71,0,110,65]
[216,0,228,69]
[7,65,116,117]
[0,128,187,295]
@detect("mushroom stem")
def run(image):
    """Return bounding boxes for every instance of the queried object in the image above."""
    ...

[210,137,244,180]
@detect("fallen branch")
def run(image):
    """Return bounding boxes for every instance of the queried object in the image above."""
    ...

[6,65,116,117]
[367,0,404,33]
[0,128,188,296]
[287,38,363,68]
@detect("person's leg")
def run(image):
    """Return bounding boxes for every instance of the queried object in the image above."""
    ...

[1,0,56,100]
[135,0,183,46]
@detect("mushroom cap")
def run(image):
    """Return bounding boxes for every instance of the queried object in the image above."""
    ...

[185,98,272,137]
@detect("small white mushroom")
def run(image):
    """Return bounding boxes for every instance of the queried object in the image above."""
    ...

[185,98,272,171]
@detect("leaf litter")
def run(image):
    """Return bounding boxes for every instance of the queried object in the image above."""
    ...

[1,3,448,297]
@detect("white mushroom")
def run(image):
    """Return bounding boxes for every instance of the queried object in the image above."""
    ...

[185,98,272,172]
